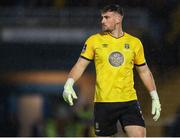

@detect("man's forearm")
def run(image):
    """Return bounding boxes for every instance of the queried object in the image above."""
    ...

[138,68,156,92]
[63,57,90,106]
[68,57,90,82]
[136,64,161,121]
[68,63,85,82]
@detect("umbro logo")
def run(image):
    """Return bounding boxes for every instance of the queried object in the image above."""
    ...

[102,44,108,47]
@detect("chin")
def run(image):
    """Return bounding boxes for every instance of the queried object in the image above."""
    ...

[103,30,111,33]
[102,28,111,32]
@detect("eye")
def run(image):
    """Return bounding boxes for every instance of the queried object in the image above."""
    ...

[105,16,108,19]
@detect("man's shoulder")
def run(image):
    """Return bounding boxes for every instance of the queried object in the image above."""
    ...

[125,32,141,42]
[86,32,104,42]
[88,32,104,39]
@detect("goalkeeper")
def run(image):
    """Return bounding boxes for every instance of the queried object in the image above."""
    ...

[63,4,161,137]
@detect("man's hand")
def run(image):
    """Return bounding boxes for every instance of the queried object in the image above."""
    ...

[150,90,161,121]
[63,78,77,106]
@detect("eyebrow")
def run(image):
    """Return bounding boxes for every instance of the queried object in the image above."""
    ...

[102,15,109,17]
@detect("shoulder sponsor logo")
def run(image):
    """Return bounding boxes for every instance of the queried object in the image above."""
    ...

[81,44,87,53]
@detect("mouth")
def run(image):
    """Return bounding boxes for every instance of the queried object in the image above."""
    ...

[102,25,111,32]
[102,24,106,27]
[102,24,106,29]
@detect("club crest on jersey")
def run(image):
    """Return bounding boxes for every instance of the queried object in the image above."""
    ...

[109,52,124,67]
[124,44,130,49]
[81,44,87,53]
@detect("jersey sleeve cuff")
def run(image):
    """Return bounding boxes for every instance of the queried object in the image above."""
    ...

[134,62,146,66]
[80,56,93,61]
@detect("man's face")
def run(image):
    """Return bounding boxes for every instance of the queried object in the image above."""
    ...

[101,11,122,32]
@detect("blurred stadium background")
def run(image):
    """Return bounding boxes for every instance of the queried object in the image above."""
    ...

[0,0,179,137]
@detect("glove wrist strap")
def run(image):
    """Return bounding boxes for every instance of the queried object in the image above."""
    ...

[66,78,75,86]
[150,90,159,100]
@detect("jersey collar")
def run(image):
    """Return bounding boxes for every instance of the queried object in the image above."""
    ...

[107,32,125,39]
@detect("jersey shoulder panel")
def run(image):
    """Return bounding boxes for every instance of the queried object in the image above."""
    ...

[80,33,100,60]
[87,33,103,40]
[125,32,141,43]
[124,33,146,65]
[86,32,107,45]
[125,33,143,52]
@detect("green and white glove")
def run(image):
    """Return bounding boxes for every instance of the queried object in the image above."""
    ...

[150,90,161,121]
[63,78,77,106]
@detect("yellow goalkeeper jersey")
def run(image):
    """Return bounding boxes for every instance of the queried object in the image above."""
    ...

[80,32,146,102]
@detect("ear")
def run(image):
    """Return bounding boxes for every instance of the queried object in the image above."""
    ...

[115,14,122,24]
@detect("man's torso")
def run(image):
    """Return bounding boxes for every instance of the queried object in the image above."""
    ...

[80,32,146,102]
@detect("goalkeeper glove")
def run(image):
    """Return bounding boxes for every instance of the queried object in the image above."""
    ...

[63,78,77,106]
[150,90,161,121]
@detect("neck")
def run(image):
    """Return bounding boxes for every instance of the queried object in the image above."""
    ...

[110,25,124,38]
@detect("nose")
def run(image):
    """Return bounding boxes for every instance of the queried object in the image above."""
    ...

[101,18,105,24]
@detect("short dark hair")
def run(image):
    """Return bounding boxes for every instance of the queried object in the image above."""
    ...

[101,4,124,16]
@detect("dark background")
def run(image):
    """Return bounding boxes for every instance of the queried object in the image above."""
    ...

[0,0,179,137]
